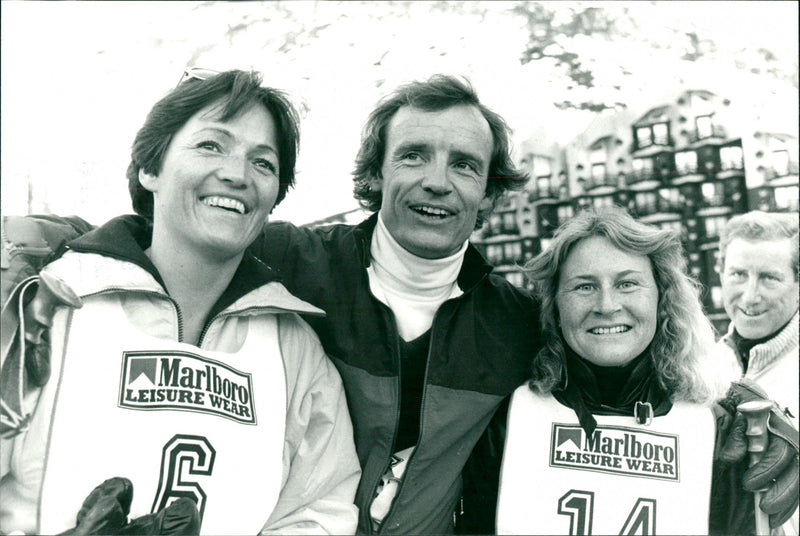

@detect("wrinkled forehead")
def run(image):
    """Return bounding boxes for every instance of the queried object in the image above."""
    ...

[387,104,493,151]
[724,237,798,272]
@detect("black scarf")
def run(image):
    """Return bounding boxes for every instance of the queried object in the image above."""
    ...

[730,315,795,373]
[553,344,673,436]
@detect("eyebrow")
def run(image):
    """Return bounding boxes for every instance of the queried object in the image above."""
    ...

[727,265,785,277]
[391,142,487,170]
[562,269,646,283]
[195,126,278,155]
[392,141,429,157]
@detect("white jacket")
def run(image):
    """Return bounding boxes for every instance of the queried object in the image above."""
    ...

[0,216,360,535]
[711,311,799,429]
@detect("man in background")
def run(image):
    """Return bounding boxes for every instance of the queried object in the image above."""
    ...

[712,210,799,535]
[713,210,798,426]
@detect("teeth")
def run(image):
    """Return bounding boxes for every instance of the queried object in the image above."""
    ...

[589,326,630,335]
[413,206,450,217]
[203,196,245,214]
[741,310,764,317]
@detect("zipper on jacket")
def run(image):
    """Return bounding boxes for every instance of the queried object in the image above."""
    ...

[366,300,404,535]
[84,286,321,349]
[80,288,184,342]
[354,231,393,534]
[453,497,464,528]
[364,243,491,533]
[196,305,317,347]
[378,297,454,532]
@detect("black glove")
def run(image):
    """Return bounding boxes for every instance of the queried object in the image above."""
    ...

[59,477,200,535]
[716,378,799,528]
[119,497,201,536]
[59,477,131,535]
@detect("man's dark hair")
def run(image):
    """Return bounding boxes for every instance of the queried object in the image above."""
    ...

[351,74,528,228]
[126,70,300,219]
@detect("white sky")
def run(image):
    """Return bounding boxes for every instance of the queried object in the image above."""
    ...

[1,1,797,225]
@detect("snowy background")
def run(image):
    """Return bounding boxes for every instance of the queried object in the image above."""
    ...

[2,1,797,225]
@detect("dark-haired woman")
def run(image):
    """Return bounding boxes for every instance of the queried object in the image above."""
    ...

[0,70,359,535]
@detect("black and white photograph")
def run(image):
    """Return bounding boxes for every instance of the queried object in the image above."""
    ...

[1,2,798,535]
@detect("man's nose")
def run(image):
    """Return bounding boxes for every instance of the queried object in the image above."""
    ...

[420,161,452,195]
[740,276,762,304]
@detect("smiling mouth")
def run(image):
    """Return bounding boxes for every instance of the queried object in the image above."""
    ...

[202,196,247,215]
[410,205,454,219]
[739,309,766,317]
[588,325,631,335]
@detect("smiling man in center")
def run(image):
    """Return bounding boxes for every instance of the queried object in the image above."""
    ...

[250,75,542,534]
[376,104,494,260]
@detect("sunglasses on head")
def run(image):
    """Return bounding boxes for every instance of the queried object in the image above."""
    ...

[176,67,220,87]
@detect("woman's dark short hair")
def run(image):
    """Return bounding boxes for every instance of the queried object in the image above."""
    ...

[127,70,300,219]
[352,74,528,228]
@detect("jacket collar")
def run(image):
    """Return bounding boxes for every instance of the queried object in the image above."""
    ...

[554,344,672,436]
[66,215,290,318]
[353,212,493,293]
[723,310,800,374]
[68,214,157,278]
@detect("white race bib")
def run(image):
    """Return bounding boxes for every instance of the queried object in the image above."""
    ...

[36,293,286,535]
[497,386,715,535]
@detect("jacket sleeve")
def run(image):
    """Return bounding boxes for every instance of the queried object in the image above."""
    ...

[260,314,360,535]
[2,215,94,308]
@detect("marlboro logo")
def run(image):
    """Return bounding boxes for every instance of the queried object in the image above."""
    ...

[550,423,678,481]
[118,351,256,424]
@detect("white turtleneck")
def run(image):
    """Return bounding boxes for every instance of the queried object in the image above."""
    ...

[367,212,466,341]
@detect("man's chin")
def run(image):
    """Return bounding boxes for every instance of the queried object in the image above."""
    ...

[734,317,771,340]
[400,238,458,260]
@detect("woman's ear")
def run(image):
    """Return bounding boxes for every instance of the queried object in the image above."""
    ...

[138,169,158,192]
[368,171,383,193]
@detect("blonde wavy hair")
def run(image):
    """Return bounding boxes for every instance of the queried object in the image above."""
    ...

[523,207,725,404]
